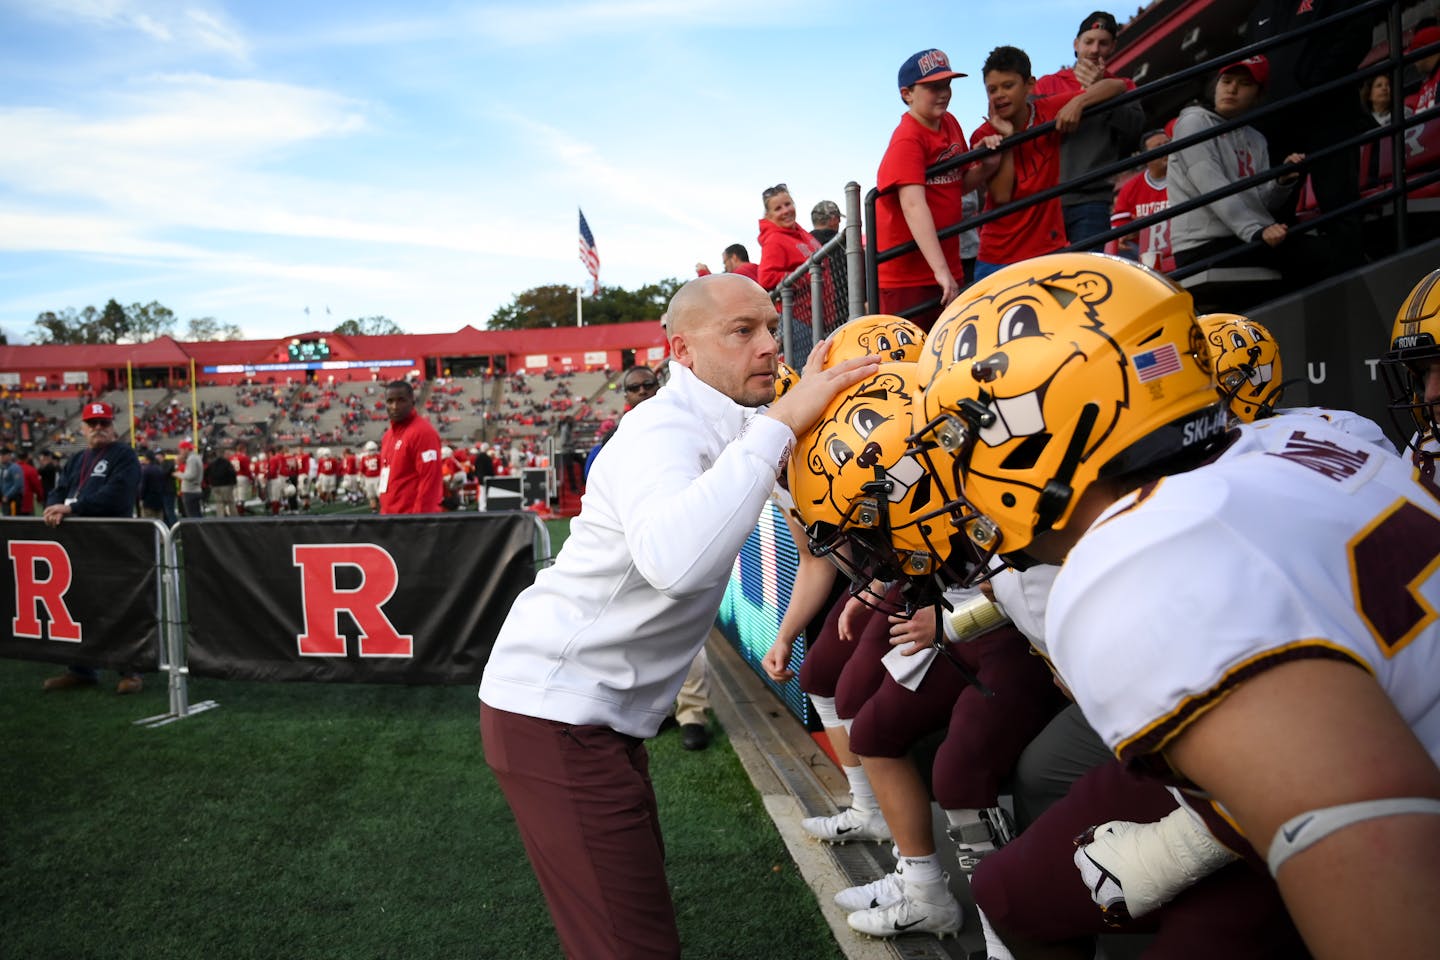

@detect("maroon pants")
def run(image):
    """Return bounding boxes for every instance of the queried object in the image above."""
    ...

[833,584,907,720]
[480,703,680,960]
[797,591,867,699]
[931,627,1066,810]
[971,758,1307,957]
[846,625,1062,811]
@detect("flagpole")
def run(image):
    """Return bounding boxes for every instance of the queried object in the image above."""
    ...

[126,360,135,442]
[189,358,199,450]
[576,287,583,327]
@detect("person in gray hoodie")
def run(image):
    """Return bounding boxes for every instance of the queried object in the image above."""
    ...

[178,438,203,518]
[1168,54,1341,295]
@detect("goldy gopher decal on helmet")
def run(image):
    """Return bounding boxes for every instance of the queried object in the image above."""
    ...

[826,314,927,365]
[911,253,1225,564]
[788,362,958,580]
[1197,313,1283,423]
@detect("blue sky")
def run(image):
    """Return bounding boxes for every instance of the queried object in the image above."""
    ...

[0,0,1092,343]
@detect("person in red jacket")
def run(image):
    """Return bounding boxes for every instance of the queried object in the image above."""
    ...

[378,380,442,514]
[17,449,44,515]
[757,184,823,363]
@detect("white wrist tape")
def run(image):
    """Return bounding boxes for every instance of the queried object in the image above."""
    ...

[1268,797,1440,876]
[947,595,1010,643]
[1076,807,1237,919]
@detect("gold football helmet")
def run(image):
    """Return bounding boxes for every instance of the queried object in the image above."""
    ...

[824,314,926,365]
[788,362,961,584]
[1197,313,1284,422]
[911,253,1227,567]
[1380,268,1440,447]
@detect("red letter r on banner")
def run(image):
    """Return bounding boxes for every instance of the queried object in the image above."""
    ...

[292,544,414,658]
[9,540,82,643]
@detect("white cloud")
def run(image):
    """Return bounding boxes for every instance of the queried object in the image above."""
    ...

[6,0,251,60]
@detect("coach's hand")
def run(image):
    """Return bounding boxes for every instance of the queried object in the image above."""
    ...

[764,337,879,438]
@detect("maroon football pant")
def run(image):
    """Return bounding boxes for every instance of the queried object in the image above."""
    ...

[971,758,1307,957]
[797,590,868,699]
[846,625,1063,809]
[480,703,680,960]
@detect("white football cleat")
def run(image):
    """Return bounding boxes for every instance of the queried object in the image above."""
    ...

[801,807,891,844]
[846,877,962,940]
[834,864,905,913]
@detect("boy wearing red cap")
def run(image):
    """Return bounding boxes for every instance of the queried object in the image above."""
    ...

[1168,55,1340,293]
[875,48,1003,330]
[1406,25,1440,114]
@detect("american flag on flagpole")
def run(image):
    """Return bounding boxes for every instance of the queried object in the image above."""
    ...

[578,208,600,296]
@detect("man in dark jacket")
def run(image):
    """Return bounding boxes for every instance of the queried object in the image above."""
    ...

[42,401,144,694]
[205,449,238,516]
[139,449,168,520]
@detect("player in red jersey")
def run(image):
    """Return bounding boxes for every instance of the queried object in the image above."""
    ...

[315,447,339,504]
[359,440,382,512]
[228,443,253,514]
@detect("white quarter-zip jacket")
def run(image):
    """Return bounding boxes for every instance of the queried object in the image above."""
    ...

[480,361,795,738]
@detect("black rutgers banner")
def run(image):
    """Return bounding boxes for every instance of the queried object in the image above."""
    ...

[0,518,162,671]
[180,513,538,684]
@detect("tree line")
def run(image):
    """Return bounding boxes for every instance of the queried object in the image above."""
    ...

[27,301,405,345]
[24,278,681,346]
[486,280,682,330]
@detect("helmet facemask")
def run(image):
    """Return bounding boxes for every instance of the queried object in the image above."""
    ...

[1383,269,1440,451]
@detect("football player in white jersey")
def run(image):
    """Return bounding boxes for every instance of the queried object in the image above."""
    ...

[1381,267,1440,501]
[912,252,1440,959]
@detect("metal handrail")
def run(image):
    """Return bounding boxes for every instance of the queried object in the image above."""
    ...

[862,0,1424,316]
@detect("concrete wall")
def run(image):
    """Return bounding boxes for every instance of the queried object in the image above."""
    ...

[1249,237,1440,451]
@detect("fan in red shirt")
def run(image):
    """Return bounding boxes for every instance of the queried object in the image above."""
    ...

[1110,128,1176,272]
[970,44,1130,278]
[876,48,1002,329]
[378,381,442,515]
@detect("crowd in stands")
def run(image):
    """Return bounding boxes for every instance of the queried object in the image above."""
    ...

[0,392,77,448]
[689,4,1439,351]
[0,362,635,520]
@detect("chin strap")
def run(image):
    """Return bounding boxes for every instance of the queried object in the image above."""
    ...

[1035,402,1098,535]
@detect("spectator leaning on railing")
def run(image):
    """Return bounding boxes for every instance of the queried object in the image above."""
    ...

[876,48,1001,330]
[1168,55,1342,294]
[1034,10,1144,247]
[970,44,1129,281]
[757,183,823,361]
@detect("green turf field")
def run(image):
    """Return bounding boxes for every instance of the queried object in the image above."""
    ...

[1,646,842,958]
